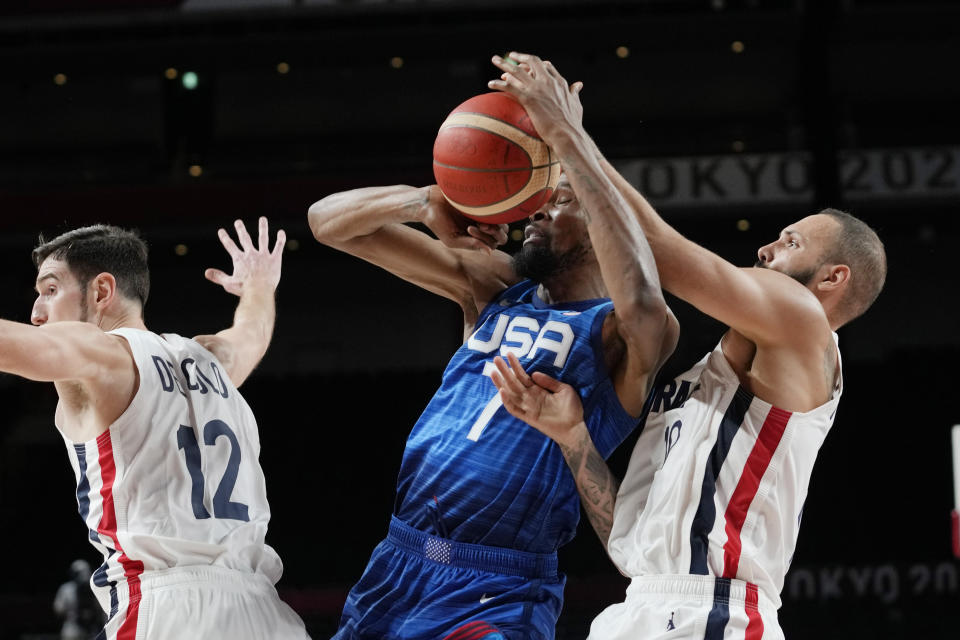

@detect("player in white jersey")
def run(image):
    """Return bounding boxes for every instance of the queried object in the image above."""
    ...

[0,218,309,639]
[488,53,887,639]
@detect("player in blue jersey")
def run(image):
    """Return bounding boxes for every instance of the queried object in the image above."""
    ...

[308,55,679,639]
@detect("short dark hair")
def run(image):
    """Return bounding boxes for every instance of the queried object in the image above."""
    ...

[32,225,150,310]
[819,208,886,324]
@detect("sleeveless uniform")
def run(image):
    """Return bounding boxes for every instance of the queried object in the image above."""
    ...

[336,280,637,640]
[58,329,308,640]
[591,336,842,639]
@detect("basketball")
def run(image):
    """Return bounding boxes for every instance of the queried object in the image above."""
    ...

[432,92,561,225]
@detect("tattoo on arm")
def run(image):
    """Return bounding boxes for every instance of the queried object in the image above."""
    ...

[559,442,584,474]
[559,428,620,546]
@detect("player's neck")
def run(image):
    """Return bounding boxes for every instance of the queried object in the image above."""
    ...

[538,266,607,304]
[97,309,148,332]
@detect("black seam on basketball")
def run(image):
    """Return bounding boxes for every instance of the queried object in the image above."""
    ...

[432,160,561,173]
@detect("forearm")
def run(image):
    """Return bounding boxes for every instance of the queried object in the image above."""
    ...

[595,152,711,296]
[550,130,666,317]
[556,421,620,546]
[218,280,276,376]
[307,185,428,245]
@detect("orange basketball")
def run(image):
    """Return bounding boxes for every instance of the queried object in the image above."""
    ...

[432,92,561,225]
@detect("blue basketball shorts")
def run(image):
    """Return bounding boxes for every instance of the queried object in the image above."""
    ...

[333,517,565,640]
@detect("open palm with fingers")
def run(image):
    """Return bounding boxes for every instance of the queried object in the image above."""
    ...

[490,352,585,445]
[206,216,286,296]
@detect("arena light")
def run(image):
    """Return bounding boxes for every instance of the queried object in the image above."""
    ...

[182,71,199,90]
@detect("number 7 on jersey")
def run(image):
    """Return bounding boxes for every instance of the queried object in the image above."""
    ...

[466,361,502,442]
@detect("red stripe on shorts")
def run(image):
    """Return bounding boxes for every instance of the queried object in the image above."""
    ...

[444,620,498,640]
[744,582,764,639]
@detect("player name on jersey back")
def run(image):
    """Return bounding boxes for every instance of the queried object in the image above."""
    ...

[151,353,231,399]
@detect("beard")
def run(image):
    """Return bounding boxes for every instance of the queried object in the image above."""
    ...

[754,260,818,286]
[513,239,589,283]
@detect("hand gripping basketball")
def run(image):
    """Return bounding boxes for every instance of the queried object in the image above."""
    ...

[489,52,586,154]
[420,185,508,252]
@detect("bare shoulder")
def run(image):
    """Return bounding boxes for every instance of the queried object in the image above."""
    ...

[43,322,135,374]
[193,333,233,369]
[726,309,837,412]
[55,327,139,441]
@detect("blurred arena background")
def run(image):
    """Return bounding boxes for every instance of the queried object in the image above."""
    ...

[0,0,958,637]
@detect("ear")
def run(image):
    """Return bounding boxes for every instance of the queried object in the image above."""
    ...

[90,272,118,307]
[817,263,850,293]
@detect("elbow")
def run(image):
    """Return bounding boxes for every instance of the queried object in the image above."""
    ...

[618,284,670,329]
[307,200,329,243]
[617,291,676,354]
[307,196,342,245]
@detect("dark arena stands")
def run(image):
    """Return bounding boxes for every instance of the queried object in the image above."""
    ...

[0,1,957,638]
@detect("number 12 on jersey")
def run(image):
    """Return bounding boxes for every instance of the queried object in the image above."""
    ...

[177,419,250,522]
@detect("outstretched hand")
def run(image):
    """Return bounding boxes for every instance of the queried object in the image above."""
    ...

[421,185,508,252]
[488,52,585,145]
[490,352,585,445]
[206,217,286,296]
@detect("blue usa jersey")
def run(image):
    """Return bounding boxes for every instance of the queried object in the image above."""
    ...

[394,280,637,554]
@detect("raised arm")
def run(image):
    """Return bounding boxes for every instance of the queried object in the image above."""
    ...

[194,217,283,387]
[593,144,825,346]
[490,53,677,415]
[308,184,517,323]
[491,353,619,546]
